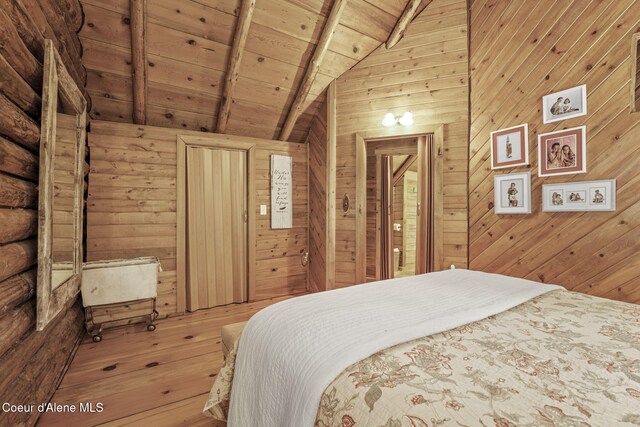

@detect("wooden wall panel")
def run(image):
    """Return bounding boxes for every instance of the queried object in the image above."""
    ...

[633,33,640,112]
[469,0,640,304]
[333,0,469,288]
[393,173,405,260]
[0,1,88,424]
[401,169,419,274]
[86,120,308,317]
[308,102,328,293]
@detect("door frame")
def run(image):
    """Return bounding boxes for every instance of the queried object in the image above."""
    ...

[176,135,256,313]
[355,126,444,283]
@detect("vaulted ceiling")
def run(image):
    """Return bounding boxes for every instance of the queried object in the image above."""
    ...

[79,0,429,142]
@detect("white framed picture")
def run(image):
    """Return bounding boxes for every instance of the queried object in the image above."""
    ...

[490,123,529,169]
[542,180,616,212]
[271,154,293,229]
[538,126,587,177]
[542,84,587,124]
[494,172,532,214]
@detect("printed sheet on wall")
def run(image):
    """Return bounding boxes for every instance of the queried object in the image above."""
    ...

[271,154,292,229]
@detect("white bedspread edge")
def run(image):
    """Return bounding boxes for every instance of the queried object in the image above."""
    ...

[216,269,563,426]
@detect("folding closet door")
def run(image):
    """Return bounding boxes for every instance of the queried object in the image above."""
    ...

[186,146,247,311]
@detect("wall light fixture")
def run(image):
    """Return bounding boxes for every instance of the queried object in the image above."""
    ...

[381,112,413,127]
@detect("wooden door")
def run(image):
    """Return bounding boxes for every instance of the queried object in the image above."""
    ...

[416,134,434,274]
[186,146,247,311]
[379,155,394,279]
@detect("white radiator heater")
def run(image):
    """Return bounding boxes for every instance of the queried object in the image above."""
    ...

[81,256,161,342]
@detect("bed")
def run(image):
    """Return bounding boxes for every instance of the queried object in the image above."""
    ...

[203,269,640,426]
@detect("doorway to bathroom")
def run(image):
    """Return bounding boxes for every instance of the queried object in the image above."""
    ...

[363,134,435,281]
[390,154,419,278]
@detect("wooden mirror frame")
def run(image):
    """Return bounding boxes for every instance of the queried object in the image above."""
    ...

[37,40,87,331]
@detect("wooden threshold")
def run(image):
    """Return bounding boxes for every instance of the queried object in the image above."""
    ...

[38,294,303,426]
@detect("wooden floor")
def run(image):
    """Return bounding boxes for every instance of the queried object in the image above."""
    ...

[38,295,298,426]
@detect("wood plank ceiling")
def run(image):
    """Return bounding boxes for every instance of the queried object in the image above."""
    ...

[79,0,427,143]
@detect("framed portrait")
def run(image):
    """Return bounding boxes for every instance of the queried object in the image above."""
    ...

[494,172,532,214]
[490,123,529,169]
[542,84,587,123]
[542,180,616,212]
[538,126,586,177]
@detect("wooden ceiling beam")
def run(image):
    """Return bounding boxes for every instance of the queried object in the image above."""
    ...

[130,0,148,125]
[386,0,432,49]
[279,0,347,141]
[217,0,256,134]
[393,154,417,186]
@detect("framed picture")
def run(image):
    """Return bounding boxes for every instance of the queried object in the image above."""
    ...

[542,180,616,212]
[271,154,293,229]
[490,123,529,169]
[538,126,586,177]
[494,172,532,214]
[542,84,587,123]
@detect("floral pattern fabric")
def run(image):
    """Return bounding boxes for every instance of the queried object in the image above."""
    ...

[205,290,640,426]
[316,290,640,427]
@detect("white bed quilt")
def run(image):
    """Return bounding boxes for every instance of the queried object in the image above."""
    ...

[218,269,562,426]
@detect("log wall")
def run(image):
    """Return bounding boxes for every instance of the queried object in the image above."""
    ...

[86,120,308,317]
[0,1,88,420]
[333,0,469,287]
[469,0,640,304]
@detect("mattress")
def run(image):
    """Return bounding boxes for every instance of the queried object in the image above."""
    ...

[204,274,640,426]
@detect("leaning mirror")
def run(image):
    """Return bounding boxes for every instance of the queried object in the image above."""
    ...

[37,40,87,331]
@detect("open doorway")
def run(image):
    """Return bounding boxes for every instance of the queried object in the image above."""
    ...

[391,155,418,278]
[363,135,435,281]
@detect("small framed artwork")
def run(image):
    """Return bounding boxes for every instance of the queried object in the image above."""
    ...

[490,123,529,169]
[542,84,587,123]
[542,180,616,212]
[494,172,532,214]
[538,126,586,177]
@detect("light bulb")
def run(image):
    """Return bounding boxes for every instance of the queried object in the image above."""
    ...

[398,112,413,126]
[382,112,396,127]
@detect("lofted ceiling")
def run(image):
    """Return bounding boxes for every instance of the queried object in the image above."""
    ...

[79,0,429,142]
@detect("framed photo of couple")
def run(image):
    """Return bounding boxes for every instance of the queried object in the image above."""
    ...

[538,126,586,177]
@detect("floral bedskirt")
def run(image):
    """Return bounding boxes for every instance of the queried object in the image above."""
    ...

[205,290,640,426]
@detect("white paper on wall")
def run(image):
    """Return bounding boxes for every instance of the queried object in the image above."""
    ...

[271,154,293,229]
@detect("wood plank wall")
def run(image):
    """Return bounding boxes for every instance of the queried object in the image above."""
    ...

[634,35,640,110]
[53,115,82,262]
[308,102,328,293]
[400,169,419,274]
[0,1,88,424]
[469,0,640,304]
[333,0,469,287]
[86,120,308,317]
[393,172,405,267]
